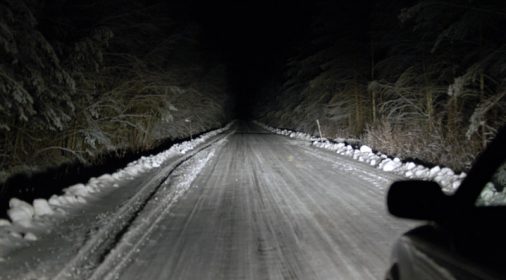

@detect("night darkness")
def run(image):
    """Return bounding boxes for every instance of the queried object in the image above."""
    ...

[1,0,506,179]
[190,0,312,117]
[1,0,506,185]
[190,0,371,118]
[2,1,506,278]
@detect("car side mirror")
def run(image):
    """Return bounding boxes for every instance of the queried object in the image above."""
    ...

[387,180,448,220]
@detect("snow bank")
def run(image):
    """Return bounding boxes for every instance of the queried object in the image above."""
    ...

[0,219,11,227]
[257,121,466,193]
[0,122,233,245]
[33,199,54,216]
[8,198,35,227]
[24,232,37,241]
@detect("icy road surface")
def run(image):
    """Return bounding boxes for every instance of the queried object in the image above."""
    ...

[108,123,413,279]
[0,122,414,279]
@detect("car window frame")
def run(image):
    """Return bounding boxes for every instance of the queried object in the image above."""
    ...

[452,127,506,209]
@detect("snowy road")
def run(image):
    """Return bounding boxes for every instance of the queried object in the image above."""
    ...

[101,123,413,279]
[0,122,414,279]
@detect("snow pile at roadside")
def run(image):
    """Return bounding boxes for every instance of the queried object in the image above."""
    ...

[257,121,466,193]
[260,127,319,141]
[0,122,233,246]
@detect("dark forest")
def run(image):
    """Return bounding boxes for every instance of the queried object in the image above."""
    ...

[1,0,506,181]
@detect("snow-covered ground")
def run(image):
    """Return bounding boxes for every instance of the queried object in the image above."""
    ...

[88,139,225,280]
[0,121,483,279]
[0,122,233,257]
[0,121,423,279]
[255,122,467,194]
[86,121,414,280]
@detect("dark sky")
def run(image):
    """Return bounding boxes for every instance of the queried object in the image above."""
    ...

[168,0,372,118]
[188,0,311,116]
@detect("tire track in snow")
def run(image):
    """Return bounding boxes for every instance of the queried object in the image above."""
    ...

[51,132,233,280]
[89,138,228,280]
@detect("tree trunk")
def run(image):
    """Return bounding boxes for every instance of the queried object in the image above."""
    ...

[354,82,363,135]
[370,39,377,123]
[426,89,433,132]
[372,90,377,123]
[480,72,487,148]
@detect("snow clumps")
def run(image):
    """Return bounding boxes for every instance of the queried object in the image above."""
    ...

[258,122,466,193]
[0,122,233,244]
[7,199,35,227]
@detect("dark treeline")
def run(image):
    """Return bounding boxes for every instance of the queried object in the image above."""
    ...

[256,0,506,171]
[2,0,506,179]
[0,0,232,181]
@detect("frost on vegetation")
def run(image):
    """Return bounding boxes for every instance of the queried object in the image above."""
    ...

[0,123,232,248]
[0,0,77,132]
[0,0,232,182]
[258,122,466,193]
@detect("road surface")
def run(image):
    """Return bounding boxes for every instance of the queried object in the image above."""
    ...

[0,122,414,280]
[109,123,413,279]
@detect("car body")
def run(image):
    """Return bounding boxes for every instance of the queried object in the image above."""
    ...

[386,127,506,280]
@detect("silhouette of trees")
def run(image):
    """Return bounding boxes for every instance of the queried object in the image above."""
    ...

[258,0,506,170]
[0,0,231,179]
